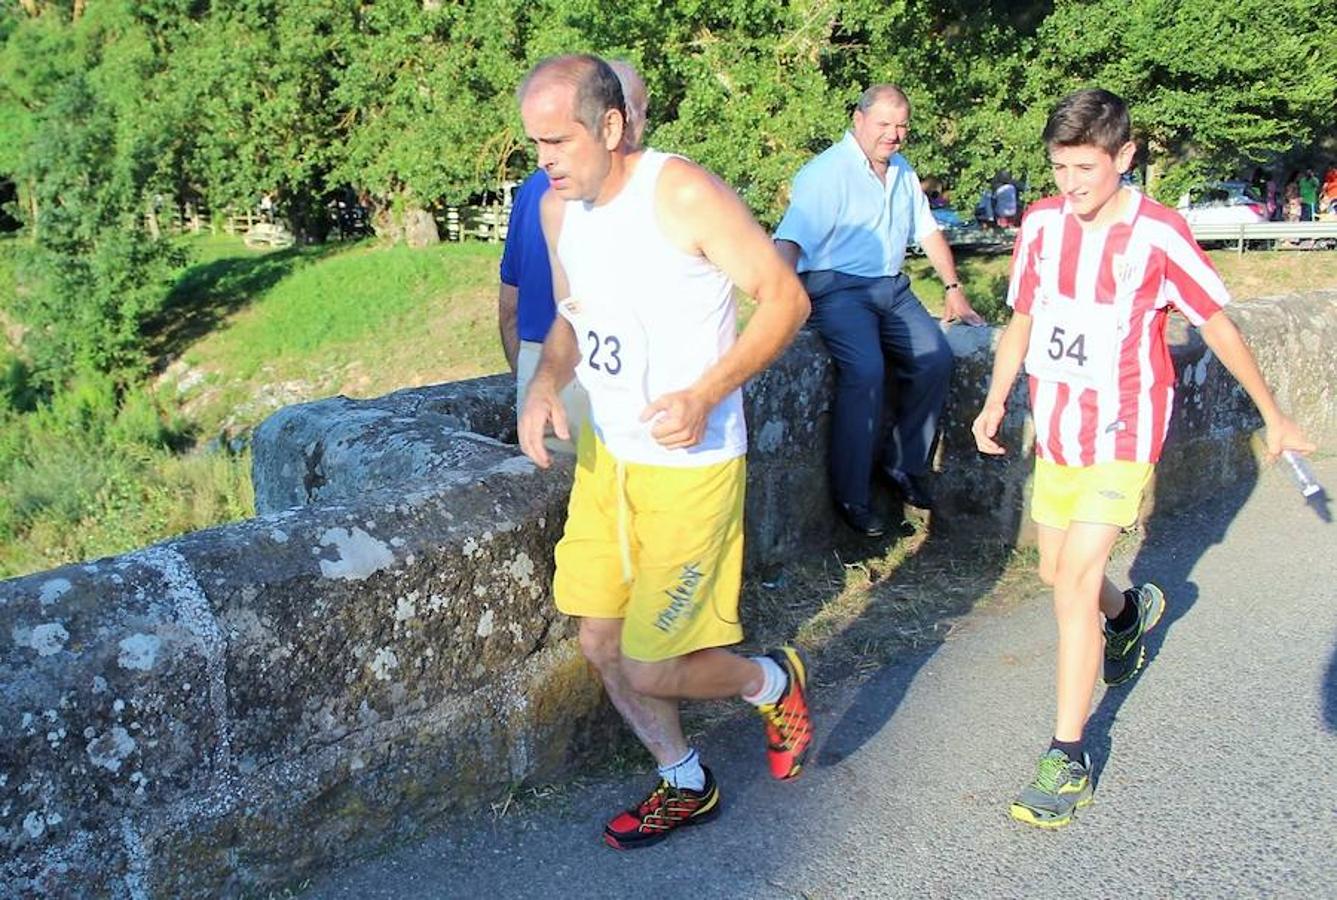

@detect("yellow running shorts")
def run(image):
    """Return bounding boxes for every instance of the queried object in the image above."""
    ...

[1031,458,1154,530]
[553,428,746,662]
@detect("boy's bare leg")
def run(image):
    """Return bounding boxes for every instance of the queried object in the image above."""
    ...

[1037,523,1128,621]
[1097,575,1128,619]
[1050,522,1123,741]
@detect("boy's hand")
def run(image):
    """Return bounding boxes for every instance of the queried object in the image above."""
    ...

[972,402,1007,455]
[1265,414,1316,462]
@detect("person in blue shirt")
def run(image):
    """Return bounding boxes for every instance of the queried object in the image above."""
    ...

[774,84,983,536]
[498,60,647,450]
[993,171,1019,227]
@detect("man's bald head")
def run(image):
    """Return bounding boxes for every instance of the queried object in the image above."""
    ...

[856,84,910,115]
[518,54,626,140]
[607,59,648,149]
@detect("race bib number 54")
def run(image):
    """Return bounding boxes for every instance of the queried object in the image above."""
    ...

[1024,297,1119,388]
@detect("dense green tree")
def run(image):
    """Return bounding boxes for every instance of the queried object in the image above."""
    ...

[1023,0,1337,201]
[331,0,531,243]
[1,0,1333,389]
[3,3,183,388]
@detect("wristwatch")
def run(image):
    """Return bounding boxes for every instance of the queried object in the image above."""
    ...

[943,282,961,292]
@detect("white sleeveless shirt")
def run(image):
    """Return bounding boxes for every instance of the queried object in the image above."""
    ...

[556,150,746,467]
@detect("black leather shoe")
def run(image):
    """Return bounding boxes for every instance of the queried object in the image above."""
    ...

[837,502,886,538]
[884,468,935,510]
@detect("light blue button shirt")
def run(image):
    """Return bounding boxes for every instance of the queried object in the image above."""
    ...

[774,131,939,278]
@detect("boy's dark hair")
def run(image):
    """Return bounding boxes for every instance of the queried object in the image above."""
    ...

[518,54,627,138]
[1042,88,1131,156]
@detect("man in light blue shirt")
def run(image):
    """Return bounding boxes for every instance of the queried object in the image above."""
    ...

[775,84,982,537]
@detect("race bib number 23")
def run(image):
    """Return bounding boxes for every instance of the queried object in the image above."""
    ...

[585,330,622,375]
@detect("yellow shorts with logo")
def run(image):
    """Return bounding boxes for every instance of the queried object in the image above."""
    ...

[553,428,746,663]
[1031,458,1154,530]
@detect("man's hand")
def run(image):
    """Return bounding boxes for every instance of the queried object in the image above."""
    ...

[942,287,985,326]
[972,401,1007,455]
[642,389,711,450]
[1264,414,1316,462]
[518,382,569,469]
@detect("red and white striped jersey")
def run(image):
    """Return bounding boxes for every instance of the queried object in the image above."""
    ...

[1007,191,1229,466]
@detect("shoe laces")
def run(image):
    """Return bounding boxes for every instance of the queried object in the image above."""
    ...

[635,780,671,816]
[759,697,810,752]
[1030,753,1071,794]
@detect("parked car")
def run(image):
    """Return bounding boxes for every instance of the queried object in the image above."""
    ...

[1176,181,1266,225]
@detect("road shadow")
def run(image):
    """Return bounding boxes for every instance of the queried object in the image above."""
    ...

[1325,634,1337,734]
[1083,456,1259,781]
[799,324,1027,768]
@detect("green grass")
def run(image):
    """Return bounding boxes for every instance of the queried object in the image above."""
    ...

[0,370,253,577]
[174,237,504,437]
[905,251,1014,323]
[0,230,1334,580]
[0,233,503,577]
[905,247,1337,323]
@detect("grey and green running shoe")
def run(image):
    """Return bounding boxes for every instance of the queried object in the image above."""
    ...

[1010,749,1093,829]
[1103,582,1166,686]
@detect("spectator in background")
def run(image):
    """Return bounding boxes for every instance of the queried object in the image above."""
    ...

[1297,167,1320,221]
[1322,165,1337,216]
[993,171,1019,228]
[975,185,996,227]
[1250,167,1268,204]
[774,83,985,537]
[1266,172,1283,221]
[497,60,648,449]
[1284,176,1301,222]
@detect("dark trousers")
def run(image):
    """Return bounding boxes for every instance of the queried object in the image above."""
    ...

[802,270,954,509]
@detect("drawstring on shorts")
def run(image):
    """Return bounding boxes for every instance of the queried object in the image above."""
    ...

[615,458,633,584]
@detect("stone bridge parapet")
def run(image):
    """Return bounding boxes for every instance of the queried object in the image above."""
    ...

[2,291,1333,897]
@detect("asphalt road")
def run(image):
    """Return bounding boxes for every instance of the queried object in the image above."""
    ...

[311,457,1337,900]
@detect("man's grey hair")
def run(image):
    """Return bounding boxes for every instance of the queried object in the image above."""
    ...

[517,54,627,137]
[607,59,648,149]
[856,84,910,114]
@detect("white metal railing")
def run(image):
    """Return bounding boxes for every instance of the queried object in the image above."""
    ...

[1189,219,1337,253]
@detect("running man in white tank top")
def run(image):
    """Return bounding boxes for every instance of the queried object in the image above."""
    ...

[516,54,813,850]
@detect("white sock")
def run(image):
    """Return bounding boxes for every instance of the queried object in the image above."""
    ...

[657,748,706,792]
[742,655,787,706]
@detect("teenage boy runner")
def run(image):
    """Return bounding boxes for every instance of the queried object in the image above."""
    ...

[972,88,1316,828]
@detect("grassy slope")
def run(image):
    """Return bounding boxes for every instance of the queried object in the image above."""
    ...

[169,237,504,437]
[1,232,1333,578]
[175,237,1337,437]
[906,246,1337,321]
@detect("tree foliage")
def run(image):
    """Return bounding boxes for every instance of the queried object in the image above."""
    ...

[0,0,1332,386]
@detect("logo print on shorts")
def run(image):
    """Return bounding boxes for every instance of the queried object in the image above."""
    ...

[655,563,705,634]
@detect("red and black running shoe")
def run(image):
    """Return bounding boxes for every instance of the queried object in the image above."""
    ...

[757,646,813,780]
[602,767,721,850]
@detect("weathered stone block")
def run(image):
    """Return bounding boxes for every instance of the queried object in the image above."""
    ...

[3,289,1332,897]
